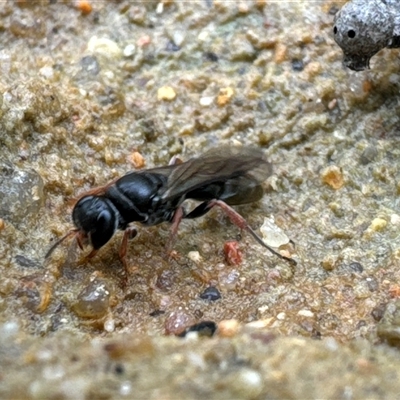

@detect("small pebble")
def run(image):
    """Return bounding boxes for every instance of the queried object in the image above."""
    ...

[119,382,132,396]
[172,31,185,47]
[156,2,163,14]
[87,36,122,59]
[348,262,364,273]
[260,216,290,248]
[371,304,386,322]
[165,309,195,335]
[76,0,92,14]
[321,165,344,189]
[245,319,273,329]
[224,241,242,266]
[322,255,337,271]
[188,251,202,263]
[274,42,287,63]
[369,217,387,232]
[229,36,255,61]
[15,255,40,269]
[127,6,146,25]
[123,44,136,57]
[104,318,115,333]
[128,151,145,168]
[238,2,249,13]
[39,66,54,79]
[199,286,221,301]
[291,59,304,71]
[217,87,234,106]
[328,99,337,110]
[390,214,400,226]
[218,319,240,337]
[218,269,240,290]
[297,309,314,318]
[149,310,165,317]
[360,145,378,165]
[276,312,286,320]
[73,279,110,319]
[199,96,214,106]
[137,35,151,47]
[389,286,400,298]
[366,276,379,292]
[80,55,100,75]
[157,86,176,101]
[203,51,218,62]
[304,61,322,78]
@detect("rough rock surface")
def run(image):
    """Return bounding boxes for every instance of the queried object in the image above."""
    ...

[1,1,400,398]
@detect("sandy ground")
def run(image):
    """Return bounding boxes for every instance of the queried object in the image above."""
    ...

[1,1,400,398]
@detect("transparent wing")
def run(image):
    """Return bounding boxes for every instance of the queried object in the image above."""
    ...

[160,146,272,202]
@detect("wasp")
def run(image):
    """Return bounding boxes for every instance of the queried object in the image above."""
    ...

[46,147,296,278]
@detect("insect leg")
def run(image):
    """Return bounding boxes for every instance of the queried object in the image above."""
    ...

[166,206,184,256]
[76,247,98,266]
[183,201,212,219]
[119,227,138,281]
[207,199,297,266]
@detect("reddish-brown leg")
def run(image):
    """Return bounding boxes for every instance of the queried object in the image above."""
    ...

[76,231,87,251]
[119,227,138,283]
[165,206,184,258]
[208,199,296,266]
[86,249,98,259]
[76,247,98,266]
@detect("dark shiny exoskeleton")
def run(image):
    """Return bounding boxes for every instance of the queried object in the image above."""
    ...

[46,147,295,273]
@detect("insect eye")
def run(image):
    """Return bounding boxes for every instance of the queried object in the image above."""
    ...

[333,26,337,34]
[347,29,356,39]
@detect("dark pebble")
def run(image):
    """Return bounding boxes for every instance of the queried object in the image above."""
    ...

[356,320,367,329]
[371,304,386,322]
[149,310,165,317]
[311,329,322,340]
[177,321,217,338]
[166,40,180,52]
[348,262,363,273]
[291,59,304,71]
[203,51,219,62]
[366,276,379,292]
[200,286,221,301]
[15,255,40,269]
[114,364,125,375]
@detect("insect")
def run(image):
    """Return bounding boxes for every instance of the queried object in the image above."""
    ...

[46,147,296,278]
[333,0,400,71]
